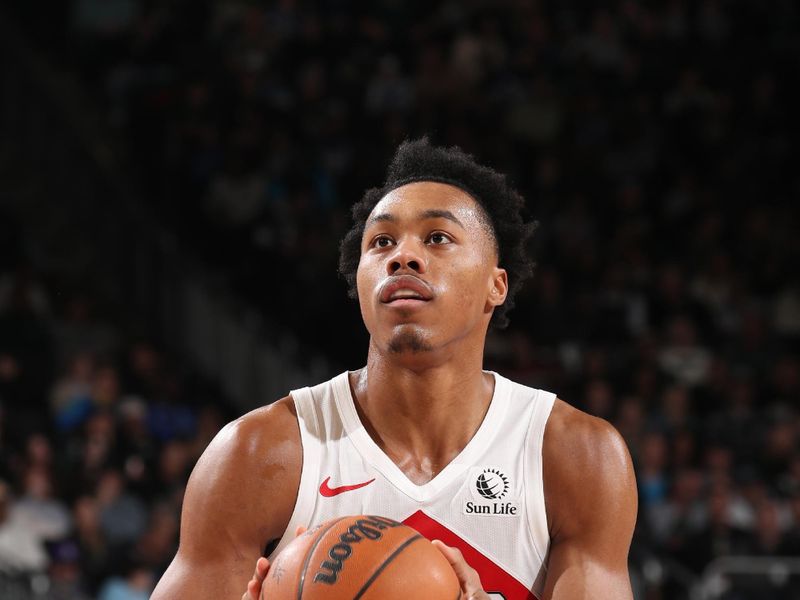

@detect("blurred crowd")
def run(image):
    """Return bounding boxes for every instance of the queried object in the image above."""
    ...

[0,254,235,599]
[3,0,800,598]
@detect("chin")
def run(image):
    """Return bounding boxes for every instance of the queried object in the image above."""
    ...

[385,325,435,355]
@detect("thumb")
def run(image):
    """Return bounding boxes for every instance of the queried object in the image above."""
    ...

[431,540,487,598]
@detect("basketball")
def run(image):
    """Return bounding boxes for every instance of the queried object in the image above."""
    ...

[260,515,460,599]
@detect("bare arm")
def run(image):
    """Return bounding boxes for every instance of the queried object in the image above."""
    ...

[541,400,638,600]
[151,397,301,600]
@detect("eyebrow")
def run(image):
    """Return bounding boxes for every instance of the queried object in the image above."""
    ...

[366,209,465,229]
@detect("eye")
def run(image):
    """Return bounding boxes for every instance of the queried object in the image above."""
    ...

[371,235,395,249]
[427,232,452,245]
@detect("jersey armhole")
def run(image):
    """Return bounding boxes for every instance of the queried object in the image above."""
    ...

[523,390,556,568]
[267,387,321,560]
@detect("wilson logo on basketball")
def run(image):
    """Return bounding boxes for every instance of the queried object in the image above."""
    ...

[313,516,401,585]
[476,468,509,500]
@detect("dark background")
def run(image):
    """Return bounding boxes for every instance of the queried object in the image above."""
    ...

[0,1,799,599]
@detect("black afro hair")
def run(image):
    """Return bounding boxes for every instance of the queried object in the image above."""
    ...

[338,137,537,329]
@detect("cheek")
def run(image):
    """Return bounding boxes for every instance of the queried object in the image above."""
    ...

[443,259,491,309]
[355,258,379,310]
[355,262,369,303]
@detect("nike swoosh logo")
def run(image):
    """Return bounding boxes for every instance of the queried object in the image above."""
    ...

[319,476,376,497]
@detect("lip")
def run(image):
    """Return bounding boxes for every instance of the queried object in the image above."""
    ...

[379,275,434,304]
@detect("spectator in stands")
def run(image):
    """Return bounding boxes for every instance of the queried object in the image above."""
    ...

[782,494,800,555]
[50,353,95,433]
[95,470,147,551]
[0,478,48,574]
[72,495,108,592]
[746,498,788,556]
[43,539,91,600]
[97,560,154,600]
[10,465,71,543]
[679,485,751,574]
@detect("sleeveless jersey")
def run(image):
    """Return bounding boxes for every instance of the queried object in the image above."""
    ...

[268,371,556,600]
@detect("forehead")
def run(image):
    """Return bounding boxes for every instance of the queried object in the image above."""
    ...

[368,181,488,229]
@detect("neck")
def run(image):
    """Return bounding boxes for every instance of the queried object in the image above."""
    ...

[348,339,495,483]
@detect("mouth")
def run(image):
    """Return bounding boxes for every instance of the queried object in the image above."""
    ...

[379,275,434,305]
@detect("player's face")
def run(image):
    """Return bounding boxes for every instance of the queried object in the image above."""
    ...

[356,181,508,356]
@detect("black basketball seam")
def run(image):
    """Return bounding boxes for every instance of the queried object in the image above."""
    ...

[297,518,347,600]
[351,533,423,600]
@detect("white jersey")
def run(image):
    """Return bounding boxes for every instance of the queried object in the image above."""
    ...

[269,371,556,600]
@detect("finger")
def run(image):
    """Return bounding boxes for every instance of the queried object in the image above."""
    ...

[246,577,260,600]
[431,541,484,595]
[245,557,270,600]
[255,557,270,580]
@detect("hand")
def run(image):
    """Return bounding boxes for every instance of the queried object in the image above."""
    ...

[432,540,492,600]
[242,526,307,600]
[242,557,269,600]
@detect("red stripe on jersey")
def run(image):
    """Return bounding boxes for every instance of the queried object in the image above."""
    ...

[402,510,540,600]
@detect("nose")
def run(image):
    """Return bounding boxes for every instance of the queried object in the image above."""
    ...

[387,238,426,275]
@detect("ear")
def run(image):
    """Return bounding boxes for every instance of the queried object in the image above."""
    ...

[486,267,508,308]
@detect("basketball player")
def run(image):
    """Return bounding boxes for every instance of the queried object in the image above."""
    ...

[152,139,637,600]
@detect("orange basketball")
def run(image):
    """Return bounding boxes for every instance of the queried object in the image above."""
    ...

[260,515,460,600]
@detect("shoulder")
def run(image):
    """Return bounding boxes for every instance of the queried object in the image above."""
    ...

[209,395,299,463]
[542,399,637,541]
[543,399,631,474]
[151,396,302,598]
[194,396,299,486]
[181,396,302,557]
